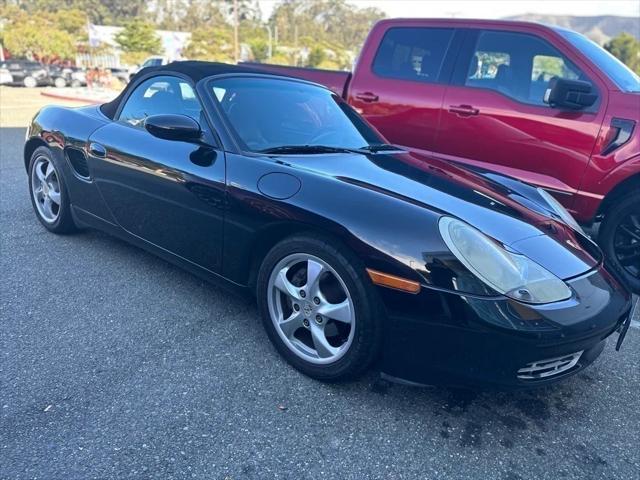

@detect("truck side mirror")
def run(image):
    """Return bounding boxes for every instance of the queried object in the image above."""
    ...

[544,77,598,110]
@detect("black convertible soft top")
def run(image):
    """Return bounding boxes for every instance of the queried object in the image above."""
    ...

[100,61,280,119]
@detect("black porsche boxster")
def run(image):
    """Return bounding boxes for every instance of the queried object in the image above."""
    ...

[24,62,633,388]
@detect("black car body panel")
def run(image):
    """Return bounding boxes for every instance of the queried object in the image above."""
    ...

[24,62,632,388]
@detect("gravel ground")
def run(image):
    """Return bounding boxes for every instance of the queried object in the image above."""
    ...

[1,106,639,479]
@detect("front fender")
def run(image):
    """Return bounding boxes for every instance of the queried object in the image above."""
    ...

[223,153,493,297]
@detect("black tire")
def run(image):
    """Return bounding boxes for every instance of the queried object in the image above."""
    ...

[257,234,383,381]
[598,191,640,293]
[28,146,77,234]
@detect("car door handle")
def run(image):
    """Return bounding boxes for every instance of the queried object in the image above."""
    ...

[449,104,479,116]
[355,92,379,103]
[89,142,106,157]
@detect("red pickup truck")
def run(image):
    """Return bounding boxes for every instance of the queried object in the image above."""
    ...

[246,18,640,291]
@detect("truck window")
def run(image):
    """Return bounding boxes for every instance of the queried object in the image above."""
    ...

[372,27,454,83]
[557,29,640,93]
[464,30,587,106]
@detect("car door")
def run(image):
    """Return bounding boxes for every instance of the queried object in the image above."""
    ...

[86,75,227,272]
[435,28,607,213]
[348,26,462,152]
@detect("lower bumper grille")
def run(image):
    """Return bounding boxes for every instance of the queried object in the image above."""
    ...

[517,351,583,380]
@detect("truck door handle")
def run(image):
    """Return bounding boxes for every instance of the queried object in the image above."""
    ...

[89,142,106,157]
[449,104,479,116]
[355,92,379,103]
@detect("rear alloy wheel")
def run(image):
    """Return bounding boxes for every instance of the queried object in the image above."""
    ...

[257,235,383,381]
[28,147,77,233]
[54,77,67,88]
[599,192,640,292]
[23,76,37,88]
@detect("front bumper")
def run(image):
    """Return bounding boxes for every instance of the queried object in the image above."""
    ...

[377,266,632,389]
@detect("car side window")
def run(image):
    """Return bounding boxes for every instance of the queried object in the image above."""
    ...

[372,27,455,83]
[465,31,586,106]
[117,75,202,128]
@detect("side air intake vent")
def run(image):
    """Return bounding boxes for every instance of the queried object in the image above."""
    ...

[65,147,91,179]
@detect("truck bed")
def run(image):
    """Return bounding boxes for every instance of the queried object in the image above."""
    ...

[240,62,351,97]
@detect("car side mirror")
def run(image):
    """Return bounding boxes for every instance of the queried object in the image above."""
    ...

[544,77,597,110]
[144,114,202,142]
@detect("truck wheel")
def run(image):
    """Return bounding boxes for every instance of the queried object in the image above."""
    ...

[599,192,640,293]
[54,77,67,88]
[256,234,383,381]
[23,76,37,88]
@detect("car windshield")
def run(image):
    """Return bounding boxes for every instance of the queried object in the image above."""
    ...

[209,76,384,153]
[558,29,640,93]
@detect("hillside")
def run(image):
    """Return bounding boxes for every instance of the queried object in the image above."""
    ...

[504,14,639,44]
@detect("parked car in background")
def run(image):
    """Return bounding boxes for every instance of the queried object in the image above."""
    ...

[23,62,633,388]
[247,19,640,292]
[0,59,50,87]
[108,67,131,84]
[47,66,86,88]
[0,65,12,85]
[131,56,172,75]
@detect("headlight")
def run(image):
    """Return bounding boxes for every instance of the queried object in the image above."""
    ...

[439,217,572,304]
[537,188,584,234]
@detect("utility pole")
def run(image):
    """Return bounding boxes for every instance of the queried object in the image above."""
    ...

[233,0,239,63]
[294,24,298,66]
[265,25,273,60]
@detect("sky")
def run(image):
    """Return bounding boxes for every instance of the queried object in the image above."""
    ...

[258,0,640,20]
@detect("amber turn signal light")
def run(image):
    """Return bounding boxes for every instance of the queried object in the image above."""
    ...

[366,268,421,294]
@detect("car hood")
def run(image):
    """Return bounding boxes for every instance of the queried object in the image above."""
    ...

[284,150,601,280]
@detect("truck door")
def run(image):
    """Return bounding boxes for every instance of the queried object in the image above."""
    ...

[436,27,607,217]
[348,26,462,152]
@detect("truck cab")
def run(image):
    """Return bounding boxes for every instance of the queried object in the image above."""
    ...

[247,19,639,292]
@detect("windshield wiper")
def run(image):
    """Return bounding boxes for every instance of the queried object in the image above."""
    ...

[257,145,366,155]
[358,143,404,153]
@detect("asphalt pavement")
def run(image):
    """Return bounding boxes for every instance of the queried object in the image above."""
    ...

[1,126,639,480]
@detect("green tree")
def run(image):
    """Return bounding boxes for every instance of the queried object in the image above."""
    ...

[0,4,79,61]
[115,19,162,64]
[3,21,75,61]
[605,32,640,74]
[306,46,326,67]
[268,0,386,68]
[248,38,269,62]
[5,0,148,25]
[51,8,88,40]
[183,26,233,62]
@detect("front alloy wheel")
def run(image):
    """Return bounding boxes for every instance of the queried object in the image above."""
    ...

[257,235,382,381]
[267,253,355,364]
